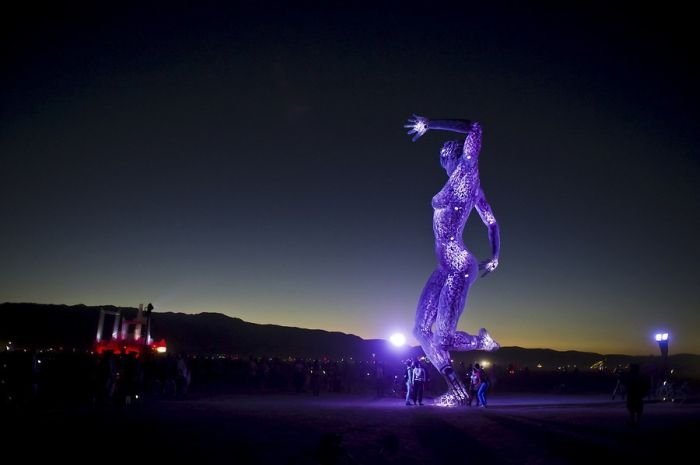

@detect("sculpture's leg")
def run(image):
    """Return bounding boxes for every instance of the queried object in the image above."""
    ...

[414,268,471,406]
[452,328,500,351]
[432,256,500,351]
[433,271,473,350]
[413,269,448,367]
[432,271,474,405]
[436,365,470,406]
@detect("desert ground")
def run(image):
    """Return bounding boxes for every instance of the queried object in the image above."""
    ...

[4,392,698,465]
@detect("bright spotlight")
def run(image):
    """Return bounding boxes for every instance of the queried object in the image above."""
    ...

[389,333,406,347]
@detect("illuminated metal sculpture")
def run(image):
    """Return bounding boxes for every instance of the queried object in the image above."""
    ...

[405,115,501,406]
[95,303,167,356]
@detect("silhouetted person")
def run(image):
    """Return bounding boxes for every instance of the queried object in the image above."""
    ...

[246,355,257,392]
[623,363,650,426]
[467,363,480,406]
[163,353,178,398]
[375,362,385,398]
[475,363,490,407]
[121,352,140,405]
[412,360,426,406]
[293,358,306,393]
[30,351,41,405]
[97,351,117,407]
[310,360,321,396]
[176,353,190,398]
[612,366,626,400]
[404,359,414,405]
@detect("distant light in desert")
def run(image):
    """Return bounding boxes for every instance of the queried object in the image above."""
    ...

[389,333,406,347]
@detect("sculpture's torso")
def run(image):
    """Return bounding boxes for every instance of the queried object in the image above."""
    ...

[431,160,479,271]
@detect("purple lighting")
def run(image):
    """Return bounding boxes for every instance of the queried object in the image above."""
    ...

[405,115,501,406]
[655,333,669,341]
[389,333,406,347]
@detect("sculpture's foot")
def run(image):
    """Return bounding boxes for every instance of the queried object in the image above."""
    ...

[449,329,500,351]
[439,366,469,406]
[433,392,459,407]
[433,391,468,407]
[477,328,500,351]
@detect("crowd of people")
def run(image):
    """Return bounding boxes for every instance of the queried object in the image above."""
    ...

[2,349,496,410]
[0,349,191,410]
[0,350,433,410]
[2,347,673,419]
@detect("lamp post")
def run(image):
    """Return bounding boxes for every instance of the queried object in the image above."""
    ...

[655,332,669,379]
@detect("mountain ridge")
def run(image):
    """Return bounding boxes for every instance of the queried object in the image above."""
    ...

[2,302,698,377]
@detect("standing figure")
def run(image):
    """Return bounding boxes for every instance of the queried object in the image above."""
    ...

[622,363,650,426]
[475,363,490,407]
[405,115,501,406]
[375,362,386,398]
[412,360,426,406]
[404,359,415,406]
[310,360,321,396]
[467,364,480,407]
[611,366,626,400]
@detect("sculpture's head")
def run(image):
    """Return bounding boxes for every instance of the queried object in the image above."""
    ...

[440,139,464,174]
[440,122,482,174]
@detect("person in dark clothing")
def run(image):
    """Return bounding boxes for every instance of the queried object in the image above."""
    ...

[612,366,626,400]
[412,360,426,406]
[622,363,650,426]
[310,360,321,396]
[475,363,490,407]
[404,359,414,406]
[467,363,480,406]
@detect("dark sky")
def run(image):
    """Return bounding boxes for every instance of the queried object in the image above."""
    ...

[2,1,698,355]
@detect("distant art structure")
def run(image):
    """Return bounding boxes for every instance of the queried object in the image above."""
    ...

[405,115,501,407]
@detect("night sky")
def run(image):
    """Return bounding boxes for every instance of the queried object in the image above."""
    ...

[2,2,698,355]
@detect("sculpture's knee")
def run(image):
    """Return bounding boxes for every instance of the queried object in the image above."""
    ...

[433,331,454,351]
[413,326,430,344]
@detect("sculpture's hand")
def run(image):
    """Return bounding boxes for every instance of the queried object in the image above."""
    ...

[479,258,499,277]
[404,114,429,142]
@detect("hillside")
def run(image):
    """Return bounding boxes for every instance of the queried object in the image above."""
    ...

[2,302,698,377]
